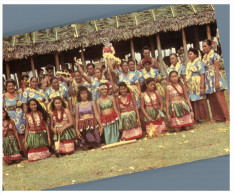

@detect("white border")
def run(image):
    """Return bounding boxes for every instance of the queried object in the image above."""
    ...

[1,1,233,195]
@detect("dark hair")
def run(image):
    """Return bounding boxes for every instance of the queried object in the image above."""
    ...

[188,48,198,57]
[77,86,92,102]
[141,78,156,92]
[50,76,58,85]
[169,70,178,78]
[87,63,95,69]
[74,70,81,75]
[20,74,29,81]
[203,39,212,46]
[120,60,128,67]
[6,79,16,87]
[128,59,135,64]
[142,46,150,53]
[118,82,130,95]
[30,76,38,83]
[99,83,109,89]
[27,99,49,122]
[50,96,67,111]
[3,108,11,121]
[46,65,54,72]
[101,65,106,69]
[95,68,102,73]
[169,53,178,58]
[39,68,44,73]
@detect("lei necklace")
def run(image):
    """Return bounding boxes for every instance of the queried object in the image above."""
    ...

[146,90,159,110]
[51,87,64,100]
[185,57,200,82]
[202,49,214,67]
[53,108,65,123]
[30,111,43,127]
[143,68,156,79]
[171,83,184,97]
[119,93,131,107]
[27,87,47,101]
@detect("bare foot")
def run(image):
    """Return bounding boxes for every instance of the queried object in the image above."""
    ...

[225,120,230,124]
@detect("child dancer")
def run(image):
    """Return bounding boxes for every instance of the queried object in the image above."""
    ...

[96,83,120,145]
[140,78,167,137]
[3,108,22,164]
[166,70,194,132]
[25,99,51,162]
[117,82,142,140]
[50,96,76,156]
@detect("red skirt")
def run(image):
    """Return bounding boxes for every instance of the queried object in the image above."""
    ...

[101,111,118,125]
[54,140,75,154]
[3,153,22,164]
[28,147,51,162]
[146,118,167,134]
[169,110,194,128]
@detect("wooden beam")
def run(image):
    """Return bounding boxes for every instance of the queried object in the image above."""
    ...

[149,36,155,58]
[54,53,60,71]
[156,33,166,76]
[193,26,200,50]
[130,38,135,61]
[101,139,137,149]
[80,49,86,66]
[30,57,36,77]
[6,62,11,79]
[181,28,189,64]
[206,24,212,40]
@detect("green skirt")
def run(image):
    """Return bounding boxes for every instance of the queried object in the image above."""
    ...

[168,101,191,117]
[119,110,138,132]
[53,127,76,141]
[27,130,49,149]
[142,108,165,123]
[3,136,20,156]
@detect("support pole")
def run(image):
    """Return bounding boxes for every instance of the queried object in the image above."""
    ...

[54,52,60,71]
[206,24,212,40]
[130,38,135,61]
[193,26,200,50]
[156,33,166,77]
[149,36,155,58]
[80,50,86,66]
[6,62,11,79]
[60,54,65,71]
[30,57,36,77]
[181,28,189,64]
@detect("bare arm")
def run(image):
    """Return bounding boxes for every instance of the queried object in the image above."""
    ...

[43,118,51,146]
[92,102,102,126]
[131,93,141,126]
[96,99,101,117]
[75,104,82,139]
[200,74,205,95]
[111,96,120,118]
[111,46,115,55]
[157,91,163,111]
[12,120,22,151]
[60,109,74,133]
[50,115,56,134]
[24,117,29,149]
[165,87,170,117]
[184,86,193,112]
[74,57,91,83]
[140,93,152,122]
[214,60,220,89]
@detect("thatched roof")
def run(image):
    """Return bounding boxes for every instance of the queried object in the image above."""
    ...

[3,4,216,61]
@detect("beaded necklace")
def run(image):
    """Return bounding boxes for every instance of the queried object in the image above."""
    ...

[171,82,184,97]
[146,90,159,110]
[53,108,65,123]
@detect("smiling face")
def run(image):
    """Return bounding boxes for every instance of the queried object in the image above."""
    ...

[95,69,102,80]
[87,65,95,76]
[122,62,129,73]
[74,72,82,83]
[100,86,108,96]
[170,72,179,84]
[6,82,16,93]
[119,86,128,96]
[143,49,150,58]
[29,100,37,112]
[128,61,135,71]
[21,77,29,87]
[30,77,38,89]
[80,90,88,101]
[170,55,178,66]
[54,99,62,110]
[144,62,151,72]
[188,51,197,62]
[146,80,155,91]
[47,69,54,77]
[202,42,211,54]
[51,78,59,90]
[103,39,108,45]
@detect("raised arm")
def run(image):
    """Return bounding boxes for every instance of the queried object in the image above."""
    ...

[74,57,91,83]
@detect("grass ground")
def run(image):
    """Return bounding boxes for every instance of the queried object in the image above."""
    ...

[3,121,230,191]
[3,70,230,191]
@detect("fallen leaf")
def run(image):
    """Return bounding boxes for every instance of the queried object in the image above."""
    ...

[129,166,134,170]
[17,164,24,168]
[182,134,186,138]
[173,133,177,135]
[159,145,166,149]
[90,149,95,151]
[118,169,123,172]
[190,130,195,133]
[139,148,143,151]
[165,132,171,136]
[179,141,189,145]
[217,128,227,133]
[224,148,230,152]
[143,137,148,141]
[5,173,9,176]
[72,180,75,183]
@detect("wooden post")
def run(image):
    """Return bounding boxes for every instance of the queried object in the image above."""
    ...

[149,36,155,58]
[181,28,189,64]
[156,33,166,77]
[80,50,86,66]
[6,62,11,79]
[30,57,36,77]
[206,24,212,40]
[193,26,200,50]
[130,38,135,61]
[54,52,60,71]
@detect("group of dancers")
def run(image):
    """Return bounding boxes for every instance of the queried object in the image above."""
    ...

[3,38,229,165]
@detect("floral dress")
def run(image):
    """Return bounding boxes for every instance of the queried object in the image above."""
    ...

[184,58,206,101]
[90,77,111,101]
[166,62,184,78]
[202,50,227,94]
[3,93,26,134]
[22,87,48,111]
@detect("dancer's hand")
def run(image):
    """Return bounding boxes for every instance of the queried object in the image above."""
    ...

[99,125,104,136]
[147,117,153,122]
[156,114,161,121]
[215,81,220,90]
[137,119,141,127]
[77,131,83,139]
[190,111,194,119]
[48,139,51,147]
[167,114,171,121]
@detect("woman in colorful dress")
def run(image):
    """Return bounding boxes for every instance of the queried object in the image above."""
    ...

[117,82,142,140]
[3,108,22,165]
[24,99,51,162]
[76,86,103,149]
[96,83,120,145]
[3,80,26,156]
[166,71,194,132]
[103,38,115,55]
[202,39,229,123]
[22,77,48,112]
[69,71,91,113]
[45,77,72,115]
[140,78,166,136]
[184,48,210,122]
[50,96,76,155]
[166,53,185,85]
